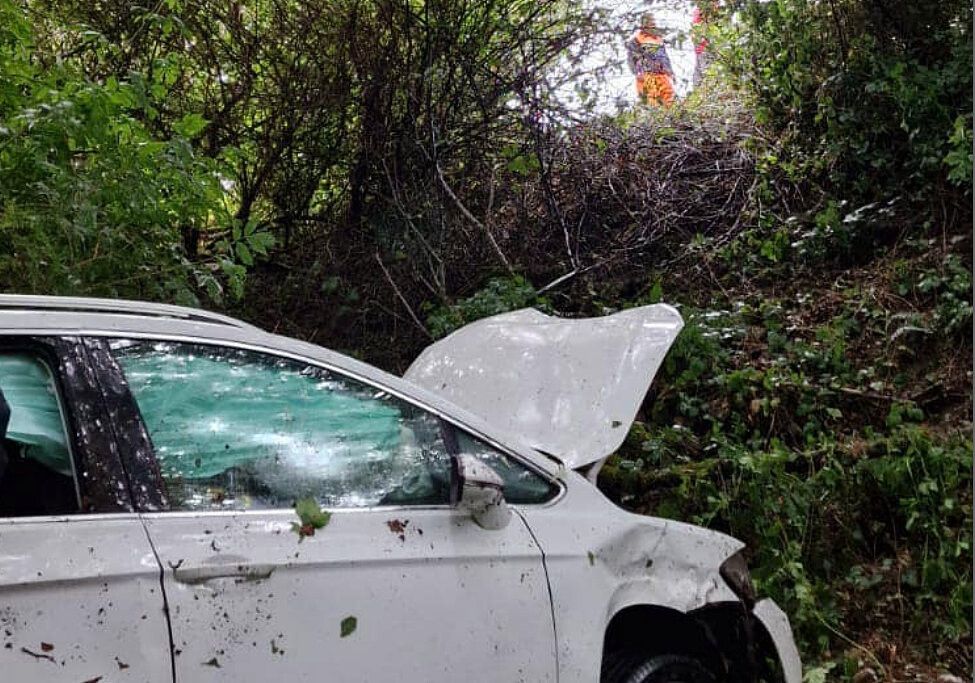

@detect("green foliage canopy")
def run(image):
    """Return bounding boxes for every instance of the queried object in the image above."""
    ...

[0,0,262,303]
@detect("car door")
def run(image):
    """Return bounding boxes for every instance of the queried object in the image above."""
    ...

[0,336,172,683]
[97,336,559,682]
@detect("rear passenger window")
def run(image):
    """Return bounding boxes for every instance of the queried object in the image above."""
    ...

[0,353,79,516]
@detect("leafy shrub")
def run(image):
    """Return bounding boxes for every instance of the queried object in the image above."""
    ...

[423,275,551,339]
[917,255,973,336]
[602,287,972,671]
[0,0,266,303]
[720,0,973,199]
[944,114,974,187]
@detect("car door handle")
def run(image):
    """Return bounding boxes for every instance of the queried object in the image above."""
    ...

[171,562,276,585]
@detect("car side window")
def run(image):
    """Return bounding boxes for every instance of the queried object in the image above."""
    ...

[110,340,451,511]
[0,352,80,516]
[453,430,558,504]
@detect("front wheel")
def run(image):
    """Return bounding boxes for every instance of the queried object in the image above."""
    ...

[602,652,718,683]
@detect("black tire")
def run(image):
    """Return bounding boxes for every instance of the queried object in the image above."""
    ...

[602,651,718,683]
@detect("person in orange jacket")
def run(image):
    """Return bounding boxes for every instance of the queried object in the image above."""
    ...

[626,13,675,106]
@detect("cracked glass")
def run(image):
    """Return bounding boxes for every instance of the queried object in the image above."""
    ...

[111,340,451,510]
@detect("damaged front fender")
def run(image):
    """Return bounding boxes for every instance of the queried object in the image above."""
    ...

[597,518,743,618]
[519,475,787,682]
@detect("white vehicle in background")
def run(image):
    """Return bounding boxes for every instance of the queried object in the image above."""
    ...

[0,295,800,683]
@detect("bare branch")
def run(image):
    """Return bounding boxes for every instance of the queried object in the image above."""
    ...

[435,160,514,275]
[374,252,433,340]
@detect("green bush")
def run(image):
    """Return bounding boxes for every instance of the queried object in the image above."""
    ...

[720,0,973,199]
[423,275,551,339]
[0,0,266,303]
[602,293,972,672]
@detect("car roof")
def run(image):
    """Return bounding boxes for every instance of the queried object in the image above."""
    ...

[0,294,260,329]
[0,295,559,477]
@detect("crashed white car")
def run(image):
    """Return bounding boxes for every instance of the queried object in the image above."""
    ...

[0,295,800,683]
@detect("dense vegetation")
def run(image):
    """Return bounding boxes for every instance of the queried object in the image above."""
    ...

[1,0,971,679]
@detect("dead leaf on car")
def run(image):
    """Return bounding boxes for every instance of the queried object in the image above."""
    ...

[386,519,408,541]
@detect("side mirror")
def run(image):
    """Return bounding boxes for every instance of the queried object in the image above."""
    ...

[451,453,511,530]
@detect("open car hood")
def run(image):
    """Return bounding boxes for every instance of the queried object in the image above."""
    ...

[404,305,683,470]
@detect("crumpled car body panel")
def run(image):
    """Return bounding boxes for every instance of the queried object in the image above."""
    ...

[405,305,683,469]
[522,474,801,682]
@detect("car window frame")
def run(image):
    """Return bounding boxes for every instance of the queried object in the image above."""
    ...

[89,333,564,512]
[0,335,135,515]
[83,337,169,511]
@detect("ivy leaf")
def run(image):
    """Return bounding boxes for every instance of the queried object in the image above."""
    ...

[340,616,357,638]
[172,112,208,138]
[293,498,331,539]
[236,242,253,266]
[247,231,274,255]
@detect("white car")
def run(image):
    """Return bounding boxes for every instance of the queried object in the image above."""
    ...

[0,295,800,683]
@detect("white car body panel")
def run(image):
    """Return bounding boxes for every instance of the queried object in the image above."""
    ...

[0,515,171,682]
[405,305,684,469]
[0,297,802,682]
[754,599,803,683]
[519,473,743,682]
[141,507,556,682]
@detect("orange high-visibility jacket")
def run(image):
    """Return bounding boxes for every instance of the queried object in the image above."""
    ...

[627,30,675,105]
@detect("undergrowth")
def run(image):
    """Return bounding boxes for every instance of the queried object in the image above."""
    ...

[595,232,972,679]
